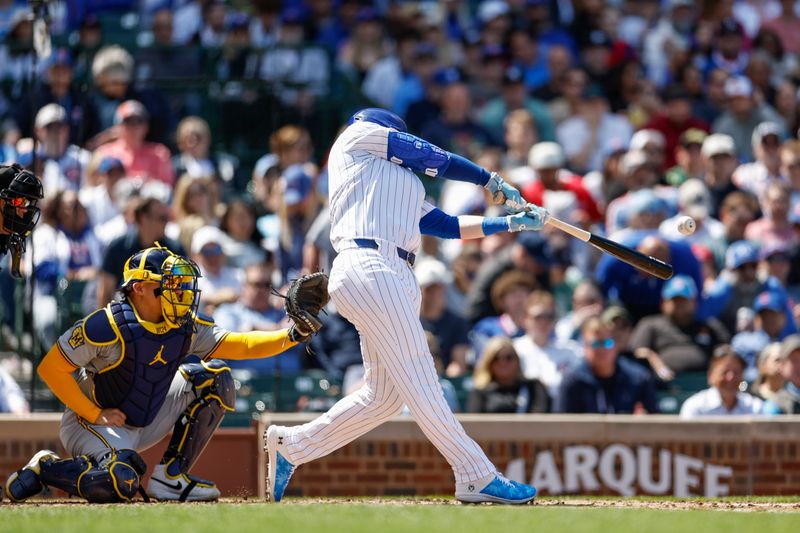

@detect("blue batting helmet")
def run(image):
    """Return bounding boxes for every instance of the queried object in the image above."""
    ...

[348,108,407,132]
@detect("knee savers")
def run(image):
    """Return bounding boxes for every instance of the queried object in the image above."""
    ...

[179,358,236,410]
[40,449,146,503]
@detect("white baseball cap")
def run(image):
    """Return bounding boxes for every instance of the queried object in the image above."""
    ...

[414,258,452,288]
[528,142,565,170]
[629,129,665,151]
[678,178,711,220]
[191,225,226,255]
[35,103,67,129]
[701,133,736,158]
[724,76,753,98]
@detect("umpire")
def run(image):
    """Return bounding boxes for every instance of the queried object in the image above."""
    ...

[0,163,44,273]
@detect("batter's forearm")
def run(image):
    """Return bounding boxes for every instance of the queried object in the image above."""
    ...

[458,216,510,239]
[213,329,298,360]
[37,345,102,423]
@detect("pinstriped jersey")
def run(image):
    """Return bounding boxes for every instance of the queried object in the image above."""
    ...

[327,121,434,253]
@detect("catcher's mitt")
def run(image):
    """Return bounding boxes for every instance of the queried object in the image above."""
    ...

[278,272,330,342]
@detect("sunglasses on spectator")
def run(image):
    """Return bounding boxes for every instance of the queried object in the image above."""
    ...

[148,212,169,223]
[200,244,223,257]
[44,121,67,131]
[587,338,615,349]
[123,116,147,125]
[529,313,555,321]
[736,262,757,271]
[493,352,517,362]
[248,280,271,289]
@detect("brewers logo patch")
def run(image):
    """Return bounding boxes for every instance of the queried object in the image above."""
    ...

[69,326,85,349]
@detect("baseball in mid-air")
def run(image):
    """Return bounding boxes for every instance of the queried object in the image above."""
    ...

[677,215,696,235]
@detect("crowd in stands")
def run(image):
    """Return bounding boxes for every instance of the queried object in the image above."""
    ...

[1,0,800,418]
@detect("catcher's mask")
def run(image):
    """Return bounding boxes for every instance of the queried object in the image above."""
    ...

[121,244,201,329]
[0,164,43,239]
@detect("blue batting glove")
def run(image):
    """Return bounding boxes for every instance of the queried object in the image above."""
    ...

[485,172,526,213]
[507,205,550,232]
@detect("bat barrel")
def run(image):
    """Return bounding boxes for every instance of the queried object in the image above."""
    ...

[589,234,674,280]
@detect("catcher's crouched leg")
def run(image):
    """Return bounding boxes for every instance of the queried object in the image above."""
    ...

[148,359,234,501]
[25,449,146,503]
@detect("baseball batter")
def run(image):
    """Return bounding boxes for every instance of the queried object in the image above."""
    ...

[4,245,324,503]
[266,108,548,504]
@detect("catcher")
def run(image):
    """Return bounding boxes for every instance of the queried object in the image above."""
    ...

[4,244,328,503]
[0,163,44,277]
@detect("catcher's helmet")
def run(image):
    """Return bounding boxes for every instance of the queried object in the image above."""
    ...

[0,164,43,239]
[121,244,202,329]
[348,108,407,132]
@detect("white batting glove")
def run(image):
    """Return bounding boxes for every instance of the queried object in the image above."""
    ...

[485,172,526,213]
[507,205,550,232]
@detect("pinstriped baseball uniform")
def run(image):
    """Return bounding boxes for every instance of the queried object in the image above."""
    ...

[280,121,495,483]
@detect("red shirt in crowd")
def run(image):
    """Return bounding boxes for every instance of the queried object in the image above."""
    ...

[522,173,603,224]
[95,139,176,187]
[641,115,710,169]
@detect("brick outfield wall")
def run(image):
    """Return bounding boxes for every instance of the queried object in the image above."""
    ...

[1,414,800,499]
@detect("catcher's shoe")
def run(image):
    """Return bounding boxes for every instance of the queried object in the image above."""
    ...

[265,425,296,503]
[4,449,59,502]
[455,473,537,504]
[147,464,220,502]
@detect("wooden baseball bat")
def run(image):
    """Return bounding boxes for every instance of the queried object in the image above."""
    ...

[545,217,674,280]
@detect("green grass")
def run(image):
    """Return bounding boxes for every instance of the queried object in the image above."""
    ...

[3,499,799,533]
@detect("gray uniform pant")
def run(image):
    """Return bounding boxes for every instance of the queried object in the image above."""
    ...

[60,372,197,460]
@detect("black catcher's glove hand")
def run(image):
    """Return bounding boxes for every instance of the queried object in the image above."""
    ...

[278,272,330,342]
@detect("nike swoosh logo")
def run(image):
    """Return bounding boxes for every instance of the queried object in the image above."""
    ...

[151,477,183,491]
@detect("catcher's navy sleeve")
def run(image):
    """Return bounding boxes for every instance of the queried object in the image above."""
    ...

[386,131,491,186]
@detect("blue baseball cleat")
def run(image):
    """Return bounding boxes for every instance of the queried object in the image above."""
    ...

[265,425,296,503]
[455,474,537,504]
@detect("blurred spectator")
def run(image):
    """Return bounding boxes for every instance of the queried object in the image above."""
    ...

[548,67,587,125]
[750,342,788,410]
[219,197,265,269]
[777,334,800,413]
[700,240,792,335]
[556,316,658,414]
[762,0,800,54]
[14,48,95,146]
[253,125,317,212]
[0,9,34,103]
[415,258,470,377]
[94,100,175,186]
[97,196,183,306]
[732,290,790,376]
[0,365,28,414]
[302,204,335,277]
[781,140,800,211]
[629,129,667,172]
[699,18,750,78]
[467,232,552,324]
[392,42,439,124]
[759,242,795,296]
[712,76,785,161]
[700,133,741,216]
[191,225,242,314]
[744,183,797,249]
[469,270,535,362]
[556,84,633,174]
[502,109,538,171]
[733,122,787,200]
[421,79,495,161]
[599,234,702,320]
[258,8,330,112]
[87,45,171,144]
[362,30,419,110]
[308,301,361,380]
[212,12,255,82]
[631,275,729,380]
[680,345,765,418]
[519,142,602,226]
[214,262,303,375]
[247,1,280,48]
[507,27,547,91]
[197,0,228,47]
[79,155,124,229]
[136,8,202,81]
[26,103,90,195]
[555,279,604,343]
[467,337,550,414]
[513,290,582,399]
[337,7,390,82]
[665,128,707,186]
[642,0,696,88]
[531,44,573,102]
[642,85,710,169]
[659,179,725,246]
[170,174,218,250]
[447,244,482,316]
